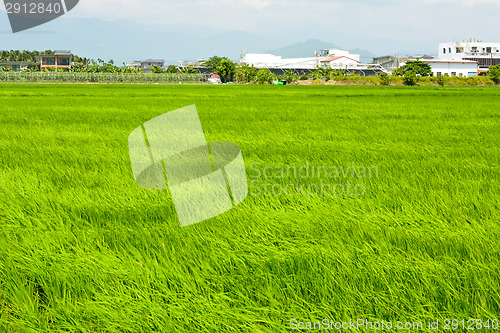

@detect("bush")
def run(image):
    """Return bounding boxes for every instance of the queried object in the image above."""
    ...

[181,66,198,74]
[487,64,500,84]
[309,67,339,81]
[436,74,445,86]
[283,70,299,84]
[417,77,434,86]
[150,65,164,74]
[378,72,390,86]
[348,75,378,85]
[166,65,179,74]
[256,69,276,84]
[299,74,309,81]
[403,71,418,86]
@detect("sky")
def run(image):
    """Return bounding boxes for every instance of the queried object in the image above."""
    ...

[1,0,500,59]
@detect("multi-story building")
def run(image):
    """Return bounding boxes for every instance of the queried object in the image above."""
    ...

[126,59,165,72]
[439,38,500,70]
[39,50,72,71]
[371,56,399,71]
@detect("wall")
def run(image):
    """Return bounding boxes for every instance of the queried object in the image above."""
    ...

[429,62,478,77]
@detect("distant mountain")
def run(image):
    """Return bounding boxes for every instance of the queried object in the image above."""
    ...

[349,48,378,63]
[265,39,378,63]
[265,39,339,58]
[1,16,379,65]
[0,17,281,64]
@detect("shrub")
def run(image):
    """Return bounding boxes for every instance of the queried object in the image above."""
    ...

[283,70,299,83]
[403,71,418,86]
[417,77,433,86]
[487,64,500,84]
[150,65,164,74]
[378,72,390,86]
[166,65,179,74]
[181,66,198,74]
[299,75,309,81]
[436,74,445,86]
[256,69,276,84]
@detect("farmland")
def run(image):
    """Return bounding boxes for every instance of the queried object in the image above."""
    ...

[0,84,499,332]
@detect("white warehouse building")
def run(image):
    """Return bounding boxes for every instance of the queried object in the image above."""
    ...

[240,49,361,69]
[423,59,478,77]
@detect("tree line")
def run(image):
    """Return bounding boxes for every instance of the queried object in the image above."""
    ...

[2,50,499,84]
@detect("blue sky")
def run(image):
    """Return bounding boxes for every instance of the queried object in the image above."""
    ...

[1,0,500,59]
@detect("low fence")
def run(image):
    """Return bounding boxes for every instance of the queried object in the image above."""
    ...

[0,72,205,84]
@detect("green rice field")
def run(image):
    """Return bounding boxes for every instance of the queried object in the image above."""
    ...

[0,84,499,332]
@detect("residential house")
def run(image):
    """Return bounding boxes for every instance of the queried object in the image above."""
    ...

[126,59,165,72]
[39,50,72,71]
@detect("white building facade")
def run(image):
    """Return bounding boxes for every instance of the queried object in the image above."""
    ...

[423,60,478,77]
[439,38,500,70]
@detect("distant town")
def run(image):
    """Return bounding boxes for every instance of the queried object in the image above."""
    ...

[1,38,499,85]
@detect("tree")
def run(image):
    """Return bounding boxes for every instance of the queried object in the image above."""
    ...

[256,69,276,84]
[150,65,164,73]
[310,66,347,81]
[181,66,198,74]
[166,65,179,73]
[216,59,236,83]
[487,64,500,84]
[235,63,257,83]
[397,60,432,76]
[204,56,229,73]
[282,70,299,83]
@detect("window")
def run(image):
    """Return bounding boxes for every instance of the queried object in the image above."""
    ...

[443,48,446,54]
[459,73,463,77]
[59,58,69,66]
[449,48,452,53]
[437,72,442,76]
[44,58,55,65]
[451,72,457,76]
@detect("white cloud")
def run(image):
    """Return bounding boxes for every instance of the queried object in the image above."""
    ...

[5,0,497,55]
